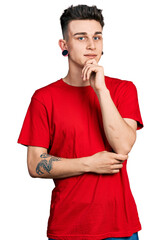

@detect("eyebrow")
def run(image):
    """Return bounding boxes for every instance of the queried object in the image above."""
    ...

[73,31,102,36]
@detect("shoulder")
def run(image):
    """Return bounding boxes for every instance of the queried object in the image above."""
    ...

[104,75,137,96]
[105,75,135,88]
[31,79,62,105]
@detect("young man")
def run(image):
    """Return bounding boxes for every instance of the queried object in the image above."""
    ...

[18,5,144,240]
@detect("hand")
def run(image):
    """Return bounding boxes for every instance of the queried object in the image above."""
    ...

[88,151,128,174]
[81,59,107,93]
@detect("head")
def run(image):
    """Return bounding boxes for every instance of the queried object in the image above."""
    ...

[59,5,105,67]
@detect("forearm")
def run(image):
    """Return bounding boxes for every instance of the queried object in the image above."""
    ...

[28,152,91,179]
[27,147,129,178]
[96,89,136,154]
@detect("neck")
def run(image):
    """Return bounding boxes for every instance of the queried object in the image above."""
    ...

[63,58,90,87]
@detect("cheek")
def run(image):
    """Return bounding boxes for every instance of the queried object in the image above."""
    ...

[97,41,103,49]
[69,45,85,58]
[69,40,85,52]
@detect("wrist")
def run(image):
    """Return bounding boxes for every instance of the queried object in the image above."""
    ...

[80,155,92,173]
[96,87,110,99]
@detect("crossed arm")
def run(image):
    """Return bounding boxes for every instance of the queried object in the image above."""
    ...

[27,83,137,178]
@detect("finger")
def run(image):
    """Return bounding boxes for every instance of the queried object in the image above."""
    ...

[82,61,97,72]
[82,65,92,81]
[116,160,125,164]
[114,154,128,161]
[86,67,93,80]
[86,67,97,80]
[109,169,120,174]
[84,59,97,65]
[111,164,123,170]
[112,160,124,164]
[82,64,92,79]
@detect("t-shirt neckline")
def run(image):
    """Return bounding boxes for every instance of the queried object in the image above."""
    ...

[60,78,92,89]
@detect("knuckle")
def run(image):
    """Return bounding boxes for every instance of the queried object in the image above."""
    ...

[123,154,128,159]
[111,160,115,165]
[110,165,114,170]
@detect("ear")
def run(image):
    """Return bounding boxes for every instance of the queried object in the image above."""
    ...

[58,39,68,51]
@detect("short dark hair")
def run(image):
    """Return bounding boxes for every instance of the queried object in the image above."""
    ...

[60,4,104,40]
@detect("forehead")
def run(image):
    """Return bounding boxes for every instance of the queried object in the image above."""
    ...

[68,20,102,35]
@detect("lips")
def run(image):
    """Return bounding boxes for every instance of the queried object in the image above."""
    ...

[84,54,97,58]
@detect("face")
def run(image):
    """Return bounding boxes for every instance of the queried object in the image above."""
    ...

[61,20,103,67]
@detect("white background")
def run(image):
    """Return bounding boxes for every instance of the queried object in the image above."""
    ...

[0,0,161,239]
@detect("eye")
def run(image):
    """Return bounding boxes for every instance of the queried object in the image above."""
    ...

[78,37,85,40]
[93,36,101,40]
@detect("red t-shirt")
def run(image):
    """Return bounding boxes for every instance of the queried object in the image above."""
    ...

[18,76,144,239]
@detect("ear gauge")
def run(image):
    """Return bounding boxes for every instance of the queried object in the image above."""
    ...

[102,51,104,55]
[62,50,69,56]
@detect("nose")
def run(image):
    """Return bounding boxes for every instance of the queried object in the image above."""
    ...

[86,38,96,50]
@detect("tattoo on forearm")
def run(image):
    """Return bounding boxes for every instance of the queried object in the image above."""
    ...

[36,153,61,175]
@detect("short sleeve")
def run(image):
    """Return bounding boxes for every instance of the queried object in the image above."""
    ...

[117,81,144,130]
[17,94,50,148]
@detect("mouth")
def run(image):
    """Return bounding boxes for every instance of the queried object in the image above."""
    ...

[84,54,97,58]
